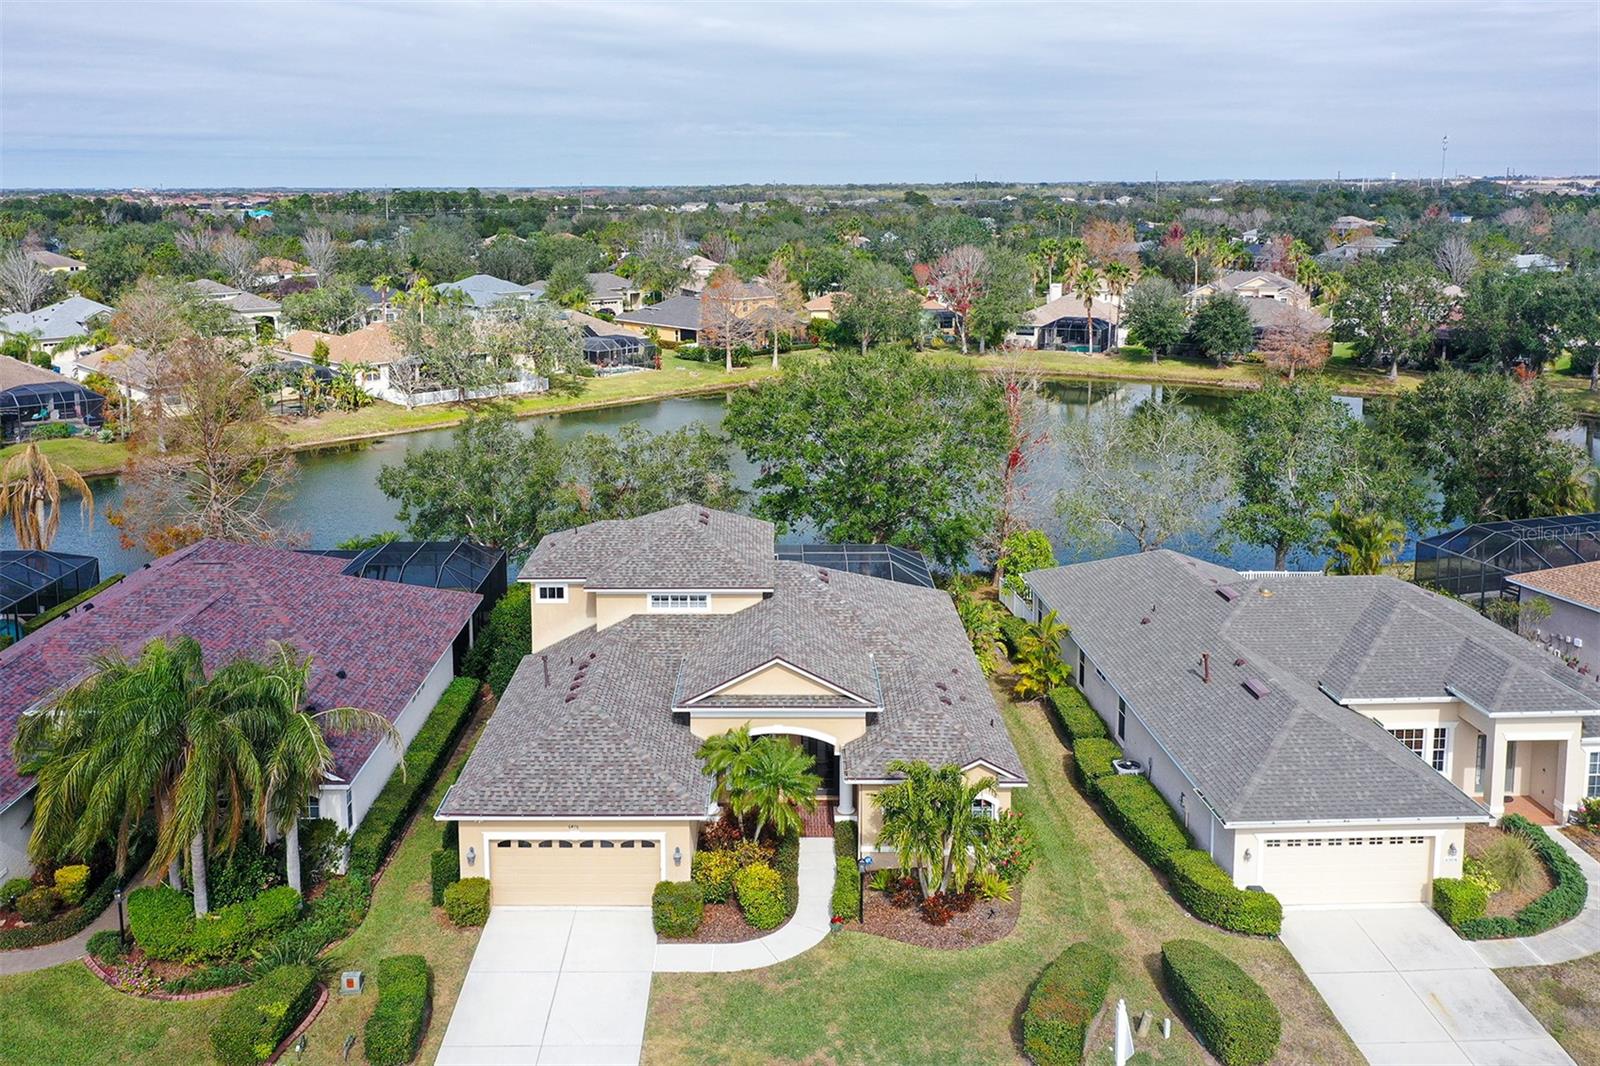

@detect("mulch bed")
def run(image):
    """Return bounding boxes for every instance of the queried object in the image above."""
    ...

[663,901,776,944]
[1468,824,1556,918]
[854,883,1021,949]
[83,950,248,1001]
[1564,825,1600,863]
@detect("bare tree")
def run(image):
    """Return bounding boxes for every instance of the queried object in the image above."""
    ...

[991,362,1049,560]
[758,257,807,368]
[1258,307,1332,380]
[1082,218,1138,267]
[213,232,259,291]
[0,248,54,312]
[700,267,766,372]
[929,244,987,352]
[1434,234,1478,286]
[300,227,337,287]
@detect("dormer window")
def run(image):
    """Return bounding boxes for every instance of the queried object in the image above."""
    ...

[536,584,568,603]
[650,592,710,612]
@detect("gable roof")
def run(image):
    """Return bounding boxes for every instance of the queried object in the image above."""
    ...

[0,541,480,813]
[519,503,775,590]
[585,272,637,298]
[281,322,404,366]
[437,274,536,309]
[614,294,702,332]
[1506,561,1600,610]
[0,355,72,391]
[75,345,168,393]
[25,249,84,271]
[1197,270,1307,301]
[1025,552,1531,825]
[0,296,114,343]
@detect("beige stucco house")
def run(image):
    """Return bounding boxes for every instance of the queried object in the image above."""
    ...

[1186,269,1311,310]
[437,505,1025,907]
[1015,551,1600,908]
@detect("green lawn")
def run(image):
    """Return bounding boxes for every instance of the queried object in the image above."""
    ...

[642,684,1359,1066]
[1501,952,1600,1064]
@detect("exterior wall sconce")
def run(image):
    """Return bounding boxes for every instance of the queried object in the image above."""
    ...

[466,846,476,867]
[1242,848,1252,863]
[1447,842,1458,858]
[673,846,683,866]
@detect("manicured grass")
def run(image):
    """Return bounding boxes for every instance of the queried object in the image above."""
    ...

[642,683,1357,1065]
[0,962,229,1065]
[1501,952,1600,1065]
[0,436,129,479]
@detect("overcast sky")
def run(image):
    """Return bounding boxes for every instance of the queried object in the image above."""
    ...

[2,1,1596,189]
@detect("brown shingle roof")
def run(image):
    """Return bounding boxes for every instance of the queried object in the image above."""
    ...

[1507,562,1600,611]
[281,322,403,367]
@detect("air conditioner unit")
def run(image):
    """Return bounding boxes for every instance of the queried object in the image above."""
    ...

[1112,758,1145,777]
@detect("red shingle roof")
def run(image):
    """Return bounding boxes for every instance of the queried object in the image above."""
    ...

[0,541,480,811]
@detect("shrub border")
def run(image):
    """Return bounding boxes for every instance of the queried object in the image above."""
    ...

[23,574,125,635]
[1451,814,1588,940]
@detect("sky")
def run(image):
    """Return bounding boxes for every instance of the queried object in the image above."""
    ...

[2,1,1597,189]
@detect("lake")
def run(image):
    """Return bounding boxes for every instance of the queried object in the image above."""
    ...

[20,378,1600,577]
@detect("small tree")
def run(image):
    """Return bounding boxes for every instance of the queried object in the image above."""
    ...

[873,760,997,896]
[929,245,987,353]
[299,227,337,286]
[0,443,94,550]
[1188,292,1255,366]
[1322,503,1405,576]
[1122,277,1188,361]
[1013,612,1070,701]
[1258,307,1331,380]
[996,529,1055,597]
[834,263,922,354]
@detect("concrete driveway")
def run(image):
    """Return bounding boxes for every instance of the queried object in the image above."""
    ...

[1281,905,1574,1066]
[436,907,655,1066]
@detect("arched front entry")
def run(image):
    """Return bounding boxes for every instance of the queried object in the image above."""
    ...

[750,726,844,836]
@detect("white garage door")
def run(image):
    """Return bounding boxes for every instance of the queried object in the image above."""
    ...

[488,837,661,906]
[1259,833,1434,905]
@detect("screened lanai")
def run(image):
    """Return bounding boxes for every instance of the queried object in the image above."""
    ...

[0,381,104,442]
[776,542,935,588]
[0,550,100,641]
[582,332,658,372]
[1413,514,1600,605]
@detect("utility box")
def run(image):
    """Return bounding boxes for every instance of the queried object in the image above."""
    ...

[340,970,364,996]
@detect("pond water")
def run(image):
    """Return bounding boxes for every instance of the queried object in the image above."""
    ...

[20,378,1600,577]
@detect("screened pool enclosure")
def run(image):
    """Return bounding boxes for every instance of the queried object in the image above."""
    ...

[776,543,935,589]
[1413,514,1600,605]
[0,381,104,442]
[0,550,101,641]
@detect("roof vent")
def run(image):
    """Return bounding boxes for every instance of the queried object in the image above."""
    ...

[818,568,829,584]
[1233,657,1246,668]
[939,696,952,705]
[1140,616,1151,625]
[335,668,347,679]
[698,510,710,524]
[934,681,948,692]
[588,651,597,660]
[1216,585,1239,603]
[564,693,577,703]
[82,602,94,611]
[1243,678,1270,699]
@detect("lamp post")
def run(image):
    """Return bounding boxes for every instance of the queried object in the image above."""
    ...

[113,885,125,943]
[856,855,873,924]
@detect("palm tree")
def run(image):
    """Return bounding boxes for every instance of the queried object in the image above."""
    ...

[1071,264,1104,353]
[1037,238,1063,287]
[0,442,94,550]
[1101,261,1136,334]
[1182,232,1209,290]
[696,724,757,809]
[221,642,402,893]
[1013,611,1071,700]
[738,738,821,842]
[1323,504,1406,576]
[874,760,997,895]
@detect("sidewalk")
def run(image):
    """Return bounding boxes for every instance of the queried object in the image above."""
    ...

[654,837,834,973]
[1473,829,1600,969]
[0,864,157,977]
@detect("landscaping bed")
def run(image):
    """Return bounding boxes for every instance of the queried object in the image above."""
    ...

[672,900,779,944]
[858,876,1020,950]
[1467,823,1555,918]
[1563,824,1600,863]
[1435,813,1587,939]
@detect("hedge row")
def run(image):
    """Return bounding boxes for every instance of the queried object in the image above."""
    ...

[1161,939,1281,1066]
[1433,877,1488,927]
[363,954,432,1066]
[1022,941,1114,1065]
[775,830,800,923]
[23,574,125,635]
[210,963,321,1066]
[1073,738,1124,790]
[1166,851,1283,936]
[832,821,860,920]
[1091,774,1190,868]
[348,677,480,879]
[999,613,1032,658]
[1452,814,1588,939]
[463,583,530,697]
[430,849,459,907]
[128,884,300,963]
[1049,685,1108,742]
[735,863,786,930]
[652,880,705,938]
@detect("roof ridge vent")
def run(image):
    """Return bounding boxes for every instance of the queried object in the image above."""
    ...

[1216,585,1239,603]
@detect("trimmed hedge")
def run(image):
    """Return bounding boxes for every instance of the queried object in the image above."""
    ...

[128,884,300,963]
[0,876,30,909]
[53,864,90,906]
[1162,939,1281,1066]
[87,929,126,963]
[210,963,321,1066]
[1022,941,1114,1065]
[1073,737,1124,789]
[1091,774,1189,868]
[429,849,459,907]
[1454,814,1587,939]
[1433,877,1488,927]
[834,818,857,859]
[652,880,705,938]
[734,863,786,930]
[831,855,860,921]
[463,583,530,697]
[363,954,432,1066]
[998,614,1032,659]
[349,676,480,879]
[23,573,124,634]
[1049,685,1108,742]
[1166,850,1282,936]
[443,878,490,927]
[774,830,800,922]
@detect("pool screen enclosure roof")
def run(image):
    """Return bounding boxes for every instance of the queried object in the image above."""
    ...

[0,550,100,622]
[776,543,935,589]
[1413,513,1600,604]
[301,540,508,602]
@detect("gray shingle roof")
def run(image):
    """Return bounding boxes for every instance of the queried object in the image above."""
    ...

[0,296,113,343]
[437,274,537,310]
[1026,552,1516,824]
[614,294,701,332]
[518,504,775,590]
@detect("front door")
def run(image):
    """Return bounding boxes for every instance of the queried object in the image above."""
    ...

[791,735,839,798]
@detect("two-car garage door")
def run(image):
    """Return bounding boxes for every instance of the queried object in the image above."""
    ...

[1259,833,1435,905]
[488,837,662,906]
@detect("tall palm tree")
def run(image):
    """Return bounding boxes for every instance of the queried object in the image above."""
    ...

[0,442,94,550]
[738,738,821,842]
[221,642,402,893]
[1071,264,1104,353]
[1323,504,1406,576]
[696,724,757,810]
[1182,231,1209,291]
[1101,261,1136,333]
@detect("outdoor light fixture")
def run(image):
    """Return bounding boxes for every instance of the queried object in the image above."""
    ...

[1448,842,1458,858]
[673,846,683,866]
[113,885,125,942]
[1242,848,1252,863]
[466,846,476,867]
[856,855,874,923]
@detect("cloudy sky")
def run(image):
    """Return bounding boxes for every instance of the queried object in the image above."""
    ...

[2,1,1596,189]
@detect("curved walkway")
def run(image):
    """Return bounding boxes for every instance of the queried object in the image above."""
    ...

[0,864,157,977]
[1474,828,1600,969]
[654,836,834,973]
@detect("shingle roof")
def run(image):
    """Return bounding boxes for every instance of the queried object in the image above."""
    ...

[1243,301,1332,332]
[75,345,167,392]
[0,541,479,812]
[25,249,84,271]
[0,296,114,343]
[280,322,403,367]
[1507,562,1600,610]
[1026,552,1517,825]
[1024,294,1122,327]
[437,274,537,309]
[585,273,636,298]
[518,504,775,590]
[614,294,702,332]
[0,355,70,390]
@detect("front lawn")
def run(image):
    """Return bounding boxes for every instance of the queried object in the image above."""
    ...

[642,685,1357,1065]
[1501,952,1600,1065]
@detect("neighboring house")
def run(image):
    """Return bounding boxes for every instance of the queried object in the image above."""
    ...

[1187,270,1310,309]
[613,294,704,343]
[435,504,1025,907]
[679,255,719,294]
[186,279,282,329]
[1011,550,1600,906]
[1240,300,1333,341]
[1513,253,1564,273]
[1012,288,1122,352]
[1315,235,1400,266]
[354,283,401,324]
[804,292,838,321]
[279,322,405,401]
[1330,215,1382,237]
[438,273,539,312]
[1505,562,1600,677]
[0,540,480,881]
[25,249,85,274]
[582,272,643,314]
[0,355,105,442]
[557,309,659,371]
[73,344,171,405]
[255,257,315,287]
[0,295,114,357]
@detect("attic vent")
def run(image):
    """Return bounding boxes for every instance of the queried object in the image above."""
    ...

[934,681,948,691]
[1233,658,1246,667]
[698,510,710,524]
[939,696,952,705]
[334,668,347,679]
[1216,585,1239,603]
[817,568,829,584]
[1243,678,1270,699]
[1140,617,1151,625]
[588,651,597,660]
[564,693,577,703]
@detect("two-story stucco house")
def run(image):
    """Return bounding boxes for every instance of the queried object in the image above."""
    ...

[1013,551,1600,908]
[436,504,1025,907]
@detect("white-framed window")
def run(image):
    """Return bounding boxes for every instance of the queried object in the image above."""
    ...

[344,791,354,828]
[649,592,710,612]
[1390,727,1448,773]
[1117,697,1127,740]
[1588,751,1600,797]
[305,795,320,820]
[536,584,567,603]
[970,798,998,820]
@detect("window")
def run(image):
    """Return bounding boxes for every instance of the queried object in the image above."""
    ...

[1077,649,1086,684]
[649,592,710,612]
[1390,728,1426,756]
[1390,727,1449,773]
[306,795,320,820]
[1117,697,1127,741]
[1475,733,1488,793]
[970,798,998,820]
[1430,728,1447,772]
[536,584,567,603]
[516,840,532,848]
[1588,751,1600,798]
[496,840,512,849]
[345,791,354,828]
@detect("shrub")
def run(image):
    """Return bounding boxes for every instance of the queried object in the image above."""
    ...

[987,808,1037,885]
[774,830,800,922]
[998,614,1032,659]
[1433,877,1488,927]
[363,954,432,1066]
[53,864,90,906]
[974,870,1013,902]
[443,878,490,927]
[207,830,283,908]
[920,892,955,926]
[129,883,301,962]
[1049,685,1108,742]
[0,835,153,951]
[997,529,1055,598]
[733,862,786,930]
[298,818,350,890]
[0,876,32,910]
[210,963,320,1066]
[699,812,745,851]
[1022,941,1115,1066]
[15,886,57,923]
[691,849,742,903]
[831,855,860,921]
[1482,833,1539,894]
[430,849,460,907]
[834,818,857,859]
[1165,851,1282,936]
[1457,814,1587,939]
[1072,737,1124,788]
[348,677,479,879]
[1162,939,1281,1066]
[87,929,126,963]
[652,881,705,938]
[1574,796,1600,829]
[1092,773,1189,866]
[463,583,530,697]
[1462,855,1500,894]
